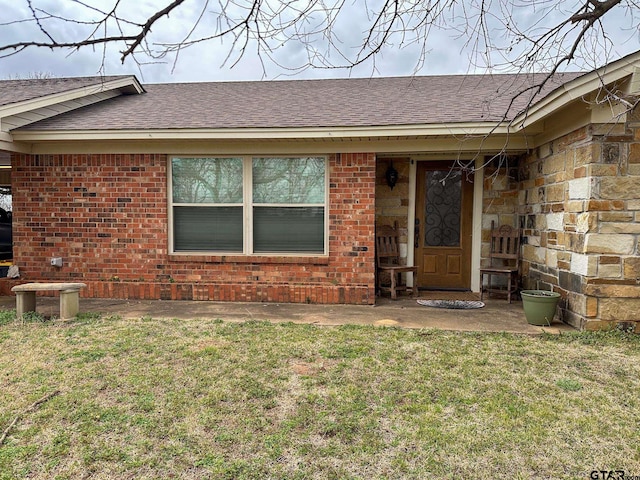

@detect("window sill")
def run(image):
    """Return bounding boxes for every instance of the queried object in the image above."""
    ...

[169,254,330,265]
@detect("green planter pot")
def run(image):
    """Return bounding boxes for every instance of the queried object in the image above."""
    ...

[521,290,561,326]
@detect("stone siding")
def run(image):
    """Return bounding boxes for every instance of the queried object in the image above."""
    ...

[375,158,411,262]
[481,160,520,270]
[518,123,640,332]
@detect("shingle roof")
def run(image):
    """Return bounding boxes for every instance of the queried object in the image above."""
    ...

[13,72,584,131]
[0,76,132,108]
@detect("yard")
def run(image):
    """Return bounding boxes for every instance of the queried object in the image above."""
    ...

[0,311,639,479]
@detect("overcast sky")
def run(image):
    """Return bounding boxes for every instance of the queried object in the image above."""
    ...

[0,0,639,84]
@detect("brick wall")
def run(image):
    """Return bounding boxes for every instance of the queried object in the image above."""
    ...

[10,152,376,304]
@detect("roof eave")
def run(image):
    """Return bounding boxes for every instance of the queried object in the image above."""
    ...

[11,122,517,142]
[0,75,144,119]
[513,50,640,129]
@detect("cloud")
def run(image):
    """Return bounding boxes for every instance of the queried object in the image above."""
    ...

[0,0,638,83]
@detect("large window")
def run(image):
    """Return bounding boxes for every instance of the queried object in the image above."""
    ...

[170,156,326,254]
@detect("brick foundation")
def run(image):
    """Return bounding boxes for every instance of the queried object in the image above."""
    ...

[82,281,371,303]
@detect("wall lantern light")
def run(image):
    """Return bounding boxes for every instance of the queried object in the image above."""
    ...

[385,161,399,190]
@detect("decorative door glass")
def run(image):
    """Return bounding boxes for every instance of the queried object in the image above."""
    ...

[424,170,462,247]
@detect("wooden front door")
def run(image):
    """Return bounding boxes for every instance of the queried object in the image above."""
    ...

[415,162,474,290]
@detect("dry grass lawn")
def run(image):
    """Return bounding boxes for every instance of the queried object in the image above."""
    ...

[0,310,639,479]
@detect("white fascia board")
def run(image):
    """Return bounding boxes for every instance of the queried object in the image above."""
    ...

[0,76,144,119]
[0,132,29,153]
[0,142,30,153]
[629,66,640,95]
[11,122,512,142]
[513,50,640,129]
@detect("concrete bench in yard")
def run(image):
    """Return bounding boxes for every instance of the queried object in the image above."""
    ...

[12,283,87,320]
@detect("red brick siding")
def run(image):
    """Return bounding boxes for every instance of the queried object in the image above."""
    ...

[11,152,376,304]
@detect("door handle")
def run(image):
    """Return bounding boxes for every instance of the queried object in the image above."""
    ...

[415,219,420,248]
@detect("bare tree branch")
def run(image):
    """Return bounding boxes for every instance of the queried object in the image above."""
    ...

[570,0,623,23]
[27,0,56,44]
[0,0,634,75]
[0,0,637,136]
[119,0,187,62]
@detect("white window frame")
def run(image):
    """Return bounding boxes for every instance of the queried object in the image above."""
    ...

[168,155,329,256]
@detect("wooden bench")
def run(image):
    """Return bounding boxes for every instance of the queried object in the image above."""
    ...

[11,283,87,320]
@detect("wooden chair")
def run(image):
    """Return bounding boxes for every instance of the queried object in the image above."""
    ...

[480,221,520,303]
[376,223,418,299]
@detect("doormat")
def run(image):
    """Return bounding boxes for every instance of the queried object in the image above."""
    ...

[417,299,485,309]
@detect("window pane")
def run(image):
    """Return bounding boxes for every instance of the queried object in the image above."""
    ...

[424,170,461,247]
[253,157,325,203]
[172,157,242,203]
[253,207,324,253]
[173,206,243,252]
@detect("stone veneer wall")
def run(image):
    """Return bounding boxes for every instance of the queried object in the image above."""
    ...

[375,158,411,262]
[480,161,520,269]
[518,122,640,332]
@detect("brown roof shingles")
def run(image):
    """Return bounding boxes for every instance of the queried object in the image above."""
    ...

[14,72,584,131]
[0,76,131,108]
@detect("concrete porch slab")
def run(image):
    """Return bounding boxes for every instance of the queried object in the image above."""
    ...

[0,291,576,334]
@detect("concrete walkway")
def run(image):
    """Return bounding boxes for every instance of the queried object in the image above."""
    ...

[0,291,575,334]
